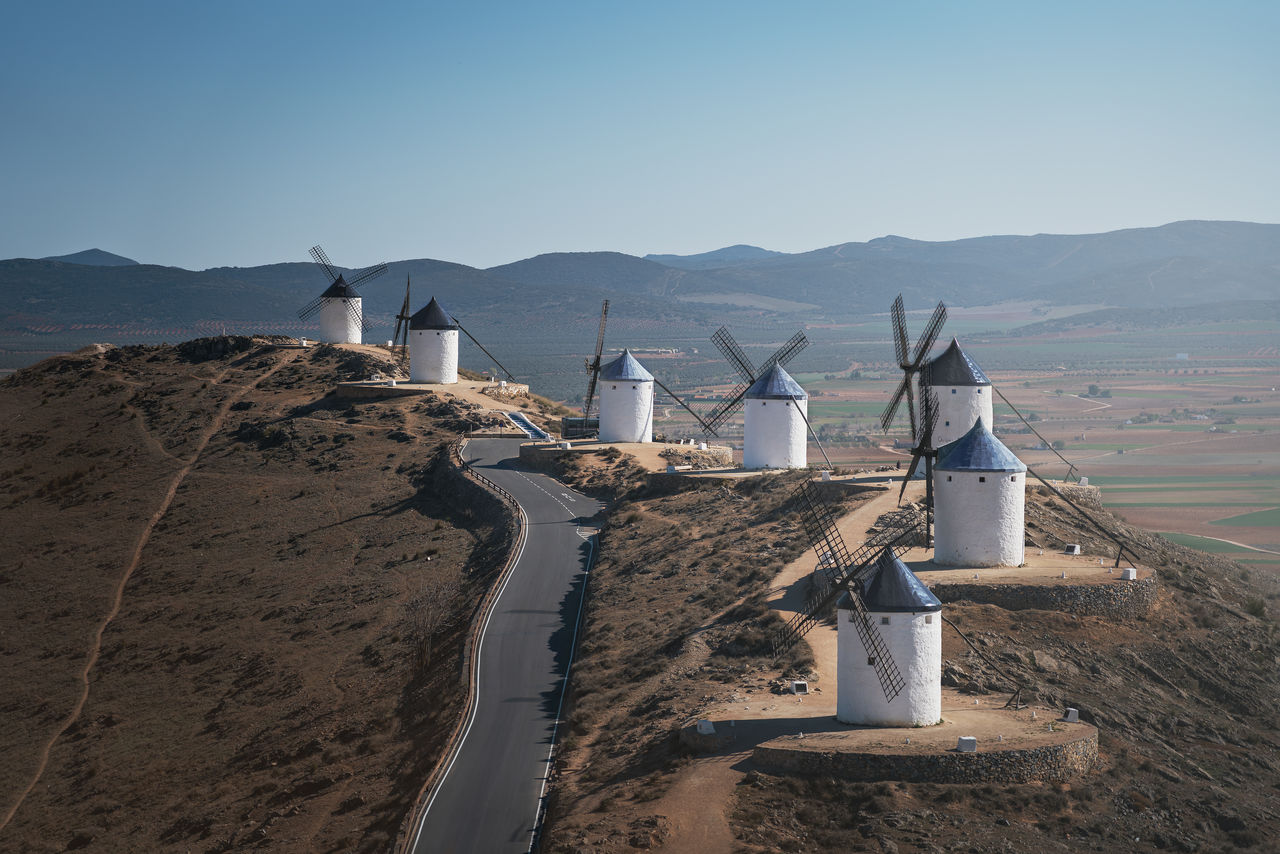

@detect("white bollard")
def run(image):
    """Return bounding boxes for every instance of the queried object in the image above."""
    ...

[696,719,716,735]
[1063,708,1080,723]
[1121,568,1137,581]
[957,737,978,753]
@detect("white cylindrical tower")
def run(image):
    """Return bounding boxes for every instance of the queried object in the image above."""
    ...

[409,297,459,384]
[317,282,362,344]
[933,418,1027,567]
[837,549,942,727]
[597,349,654,443]
[742,364,808,469]
[925,338,993,447]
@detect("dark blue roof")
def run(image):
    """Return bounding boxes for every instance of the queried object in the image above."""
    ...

[745,364,807,400]
[409,296,457,330]
[320,275,358,299]
[838,549,941,613]
[927,338,990,386]
[935,418,1026,472]
[600,349,653,381]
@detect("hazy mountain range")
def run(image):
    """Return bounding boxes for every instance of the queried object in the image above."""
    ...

[2,221,1276,359]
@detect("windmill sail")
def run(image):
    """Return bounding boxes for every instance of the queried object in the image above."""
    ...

[702,327,809,435]
[771,481,923,700]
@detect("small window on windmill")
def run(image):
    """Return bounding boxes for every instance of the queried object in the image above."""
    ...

[632,384,637,389]
[1010,476,1017,482]
[611,385,617,390]
[951,389,957,394]
[925,614,933,624]
[786,400,791,406]
[880,616,890,625]
[979,476,986,483]
[867,656,876,666]
[945,420,950,426]
[947,475,952,482]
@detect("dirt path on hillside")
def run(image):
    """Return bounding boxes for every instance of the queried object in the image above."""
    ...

[640,480,913,853]
[0,350,299,832]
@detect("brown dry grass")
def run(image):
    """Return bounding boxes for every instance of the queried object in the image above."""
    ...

[0,339,514,853]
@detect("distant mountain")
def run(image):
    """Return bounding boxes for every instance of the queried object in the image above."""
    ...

[486,251,719,298]
[644,244,783,270]
[40,248,138,266]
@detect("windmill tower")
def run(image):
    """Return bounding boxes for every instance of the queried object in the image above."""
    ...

[597,349,654,443]
[928,338,993,447]
[296,245,388,345]
[742,364,808,469]
[837,548,942,726]
[933,418,1027,567]
[409,297,459,384]
[772,482,933,725]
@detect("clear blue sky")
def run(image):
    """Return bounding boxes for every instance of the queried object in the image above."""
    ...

[2,1,1276,270]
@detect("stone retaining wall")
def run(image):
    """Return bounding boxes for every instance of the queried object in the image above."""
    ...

[931,576,1157,618]
[752,732,1097,784]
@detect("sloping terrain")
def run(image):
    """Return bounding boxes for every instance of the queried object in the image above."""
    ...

[0,339,513,852]
[539,463,1280,853]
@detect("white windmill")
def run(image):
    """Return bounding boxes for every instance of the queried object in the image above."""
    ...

[837,548,942,726]
[932,418,1027,567]
[742,364,808,469]
[296,245,388,345]
[408,296,459,384]
[597,349,654,443]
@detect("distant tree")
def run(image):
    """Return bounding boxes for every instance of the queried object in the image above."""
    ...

[1087,384,1100,396]
[1051,439,1066,450]
[1027,413,1041,422]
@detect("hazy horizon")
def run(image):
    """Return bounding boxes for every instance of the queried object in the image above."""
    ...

[3,2,1277,270]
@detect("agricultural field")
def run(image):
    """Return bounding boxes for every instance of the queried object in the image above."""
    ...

[646,305,1280,575]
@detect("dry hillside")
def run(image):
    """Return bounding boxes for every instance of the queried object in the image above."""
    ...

[540,456,1280,854]
[0,338,513,853]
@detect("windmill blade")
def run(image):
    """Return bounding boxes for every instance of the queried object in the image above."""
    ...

[761,330,809,371]
[917,376,939,451]
[591,300,609,366]
[897,451,924,505]
[891,294,910,366]
[347,261,389,291]
[298,295,326,321]
[701,381,750,435]
[309,245,339,283]
[583,300,609,418]
[712,326,757,382]
[880,374,911,433]
[344,298,363,330]
[904,377,918,445]
[843,581,907,701]
[393,277,412,345]
[454,319,517,382]
[794,480,857,575]
[652,376,713,433]
[910,302,947,367]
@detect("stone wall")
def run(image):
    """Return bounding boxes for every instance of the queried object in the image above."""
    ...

[931,576,1158,618]
[752,732,1097,784]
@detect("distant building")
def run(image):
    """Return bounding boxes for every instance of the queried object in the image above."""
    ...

[742,364,808,469]
[409,297,458,384]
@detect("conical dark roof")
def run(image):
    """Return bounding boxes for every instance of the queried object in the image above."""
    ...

[409,297,457,330]
[745,364,807,400]
[321,274,359,299]
[935,418,1025,472]
[600,349,653,381]
[927,338,990,386]
[837,549,941,613]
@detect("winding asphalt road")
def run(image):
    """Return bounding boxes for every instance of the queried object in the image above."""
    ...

[410,438,602,854]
